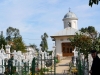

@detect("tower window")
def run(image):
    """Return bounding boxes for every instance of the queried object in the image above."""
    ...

[68,22,71,27]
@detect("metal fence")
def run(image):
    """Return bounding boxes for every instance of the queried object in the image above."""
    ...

[76,51,89,75]
[69,50,89,75]
[0,60,31,75]
[31,52,56,75]
[0,52,56,75]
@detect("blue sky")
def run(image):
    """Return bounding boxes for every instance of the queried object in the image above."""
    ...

[0,0,100,50]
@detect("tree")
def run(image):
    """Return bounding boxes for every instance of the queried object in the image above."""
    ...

[69,26,100,75]
[6,27,26,52]
[89,0,100,6]
[69,26,100,57]
[79,26,97,38]
[29,44,37,49]
[89,0,100,7]
[6,27,20,42]
[79,26,100,51]
[29,44,39,52]
[40,32,48,52]
[11,37,26,52]
[0,31,7,50]
[69,32,92,57]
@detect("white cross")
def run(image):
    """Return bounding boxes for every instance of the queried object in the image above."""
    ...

[72,49,76,54]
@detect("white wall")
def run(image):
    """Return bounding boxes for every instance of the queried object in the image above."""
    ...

[63,18,78,29]
[55,37,71,56]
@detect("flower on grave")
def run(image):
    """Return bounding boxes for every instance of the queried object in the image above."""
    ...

[35,67,40,71]
[71,67,78,73]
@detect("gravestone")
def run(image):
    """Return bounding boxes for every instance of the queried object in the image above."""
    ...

[72,48,78,66]
[0,50,6,73]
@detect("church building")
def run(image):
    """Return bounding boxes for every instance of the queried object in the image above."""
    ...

[51,10,78,57]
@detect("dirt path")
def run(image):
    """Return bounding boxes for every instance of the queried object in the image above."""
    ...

[55,56,72,74]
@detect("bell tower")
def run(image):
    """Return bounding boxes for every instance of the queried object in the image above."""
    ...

[62,9,78,29]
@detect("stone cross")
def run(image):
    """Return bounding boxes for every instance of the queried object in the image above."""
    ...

[72,50,75,56]
[72,48,78,58]
[72,48,78,66]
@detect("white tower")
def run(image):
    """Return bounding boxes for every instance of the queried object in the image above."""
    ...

[62,9,78,29]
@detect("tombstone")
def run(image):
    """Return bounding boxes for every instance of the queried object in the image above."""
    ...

[72,48,78,66]
[12,50,17,60]
[0,45,7,73]
[52,49,55,57]
[72,48,78,58]
[5,44,11,59]
[0,53,3,73]
[88,54,93,75]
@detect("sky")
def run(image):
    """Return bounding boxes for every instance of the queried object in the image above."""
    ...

[0,0,100,50]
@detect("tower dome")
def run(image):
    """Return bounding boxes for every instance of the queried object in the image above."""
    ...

[62,10,78,29]
[64,11,78,19]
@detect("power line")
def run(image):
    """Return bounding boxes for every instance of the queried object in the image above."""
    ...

[22,38,52,40]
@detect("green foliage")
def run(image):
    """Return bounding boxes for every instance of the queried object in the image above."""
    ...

[6,27,26,52]
[80,26,100,51]
[0,33,7,50]
[54,57,60,63]
[29,44,37,49]
[89,0,100,7]
[29,44,39,52]
[79,26,97,38]
[11,37,26,52]
[69,26,100,57]
[40,68,49,72]
[6,27,20,41]
[47,51,53,55]
[55,59,60,63]
[69,32,92,55]
[80,26,96,33]
[40,32,48,52]
[39,70,44,75]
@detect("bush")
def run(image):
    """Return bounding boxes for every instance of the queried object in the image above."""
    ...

[40,68,49,72]
[55,58,60,63]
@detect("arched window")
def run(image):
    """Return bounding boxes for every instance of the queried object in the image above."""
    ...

[68,22,71,27]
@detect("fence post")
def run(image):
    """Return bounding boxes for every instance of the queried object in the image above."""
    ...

[2,60,3,73]
[41,54,42,73]
[8,55,14,75]
[32,57,35,75]
[54,56,56,75]
[24,62,26,75]
[44,52,45,74]
[78,50,82,75]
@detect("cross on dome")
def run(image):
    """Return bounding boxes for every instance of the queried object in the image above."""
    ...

[69,7,71,12]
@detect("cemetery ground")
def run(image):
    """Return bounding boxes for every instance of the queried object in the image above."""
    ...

[45,56,72,75]
[0,44,86,75]
[56,56,71,74]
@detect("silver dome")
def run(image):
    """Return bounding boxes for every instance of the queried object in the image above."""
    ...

[64,11,77,19]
